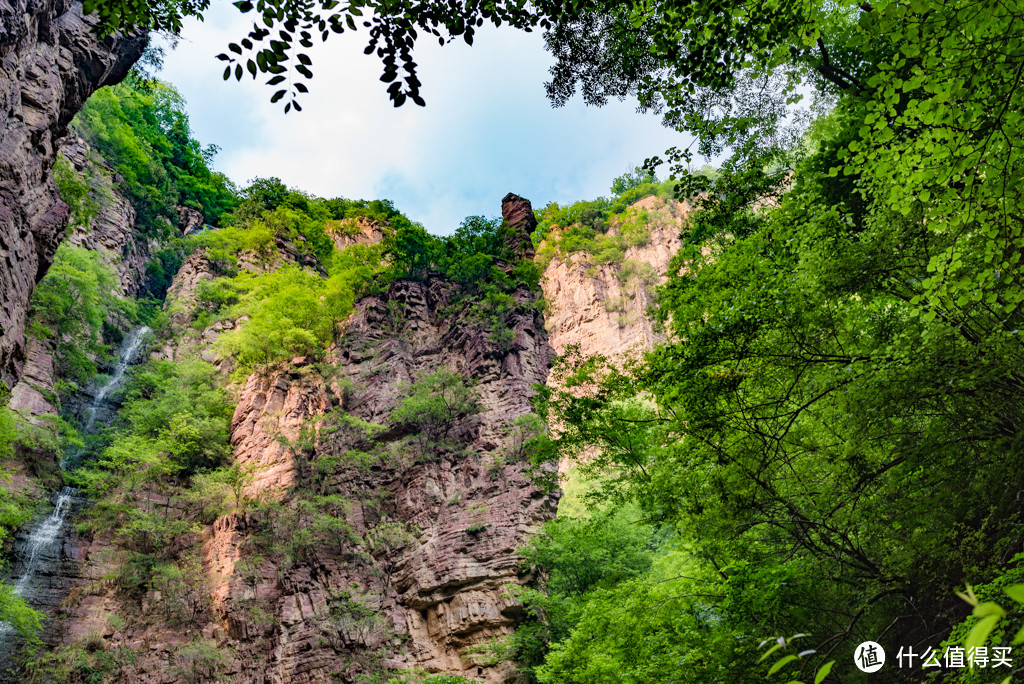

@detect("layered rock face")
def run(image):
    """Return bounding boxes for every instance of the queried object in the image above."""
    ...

[0,0,145,389]
[61,135,155,295]
[221,280,554,682]
[541,196,688,360]
[7,336,56,420]
[39,210,557,682]
[54,276,556,683]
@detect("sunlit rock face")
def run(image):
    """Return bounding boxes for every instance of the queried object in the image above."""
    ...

[37,197,557,683]
[0,0,145,389]
[540,196,689,361]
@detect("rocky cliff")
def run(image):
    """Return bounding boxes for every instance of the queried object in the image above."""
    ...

[0,0,145,390]
[60,135,157,295]
[7,135,174,427]
[540,195,688,361]
[0,71,688,676]
[17,201,558,683]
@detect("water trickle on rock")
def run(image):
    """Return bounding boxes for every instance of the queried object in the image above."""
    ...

[1,325,151,645]
[82,325,151,434]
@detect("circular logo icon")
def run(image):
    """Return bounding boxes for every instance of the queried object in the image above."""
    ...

[855,641,886,673]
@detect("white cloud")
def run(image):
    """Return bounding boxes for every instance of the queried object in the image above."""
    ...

[157,5,690,233]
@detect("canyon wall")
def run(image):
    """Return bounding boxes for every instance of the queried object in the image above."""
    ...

[7,135,171,427]
[0,35,690,673]
[25,200,559,683]
[0,0,145,389]
[540,196,688,361]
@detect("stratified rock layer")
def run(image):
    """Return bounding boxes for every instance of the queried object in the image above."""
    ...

[0,0,145,389]
[541,196,688,360]
[50,264,556,682]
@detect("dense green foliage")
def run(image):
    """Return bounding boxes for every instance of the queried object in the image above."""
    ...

[73,358,233,492]
[185,196,540,372]
[73,76,237,233]
[390,369,482,442]
[15,0,1024,677]
[512,20,1024,679]
[176,177,421,371]
[29,244,134,389]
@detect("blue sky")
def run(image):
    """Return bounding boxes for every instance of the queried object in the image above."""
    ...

[157,5,691,234]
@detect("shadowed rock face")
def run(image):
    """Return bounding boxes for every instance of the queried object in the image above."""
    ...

[61,136,153,295]
[501,193,537,261]
[0,0,145,389]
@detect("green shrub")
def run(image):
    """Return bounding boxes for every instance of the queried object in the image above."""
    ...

[73,78,237,232]
[216,266,354,372]
[53,156,99,230]
[390,369,482,442]
[28,244,133,387]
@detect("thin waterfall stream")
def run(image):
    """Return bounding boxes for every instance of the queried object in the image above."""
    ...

[0,325,151,646]
[80,325,152,442]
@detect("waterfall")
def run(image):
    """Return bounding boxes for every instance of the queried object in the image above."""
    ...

[11,488,75,596]
[1,325,151,643]
[0,488,75,639]
[82,325,152,434]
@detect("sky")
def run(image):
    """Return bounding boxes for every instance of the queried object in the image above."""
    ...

[156,4,691,234]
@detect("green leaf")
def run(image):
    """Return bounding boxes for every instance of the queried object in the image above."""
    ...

[1004,584,1024,604]
[814,661,835,684]
[965,614,1001,652]
[759,642,784,662]
[972,602,1006,619]
[768,655,799,675]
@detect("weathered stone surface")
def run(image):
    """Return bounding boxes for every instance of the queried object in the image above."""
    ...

[501,193,536,260]
[39,202,557,683]
[328,217,389,250]
[61,136,158,295]
[194,277,557,683]
[162,251,217,329]
[0,0,145,390]
[7,335,56,420]
[178,205,204,235]
[541,196,688,360]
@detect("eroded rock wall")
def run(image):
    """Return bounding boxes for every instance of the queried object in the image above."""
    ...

[7,135,176,429]
[0,0,145,389]
[61,135,156,295]
[541,196,688,360]
[49,261,556,682]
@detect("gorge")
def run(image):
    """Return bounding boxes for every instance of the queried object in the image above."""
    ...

[3,2,1024,683]
[0,55,685,679]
